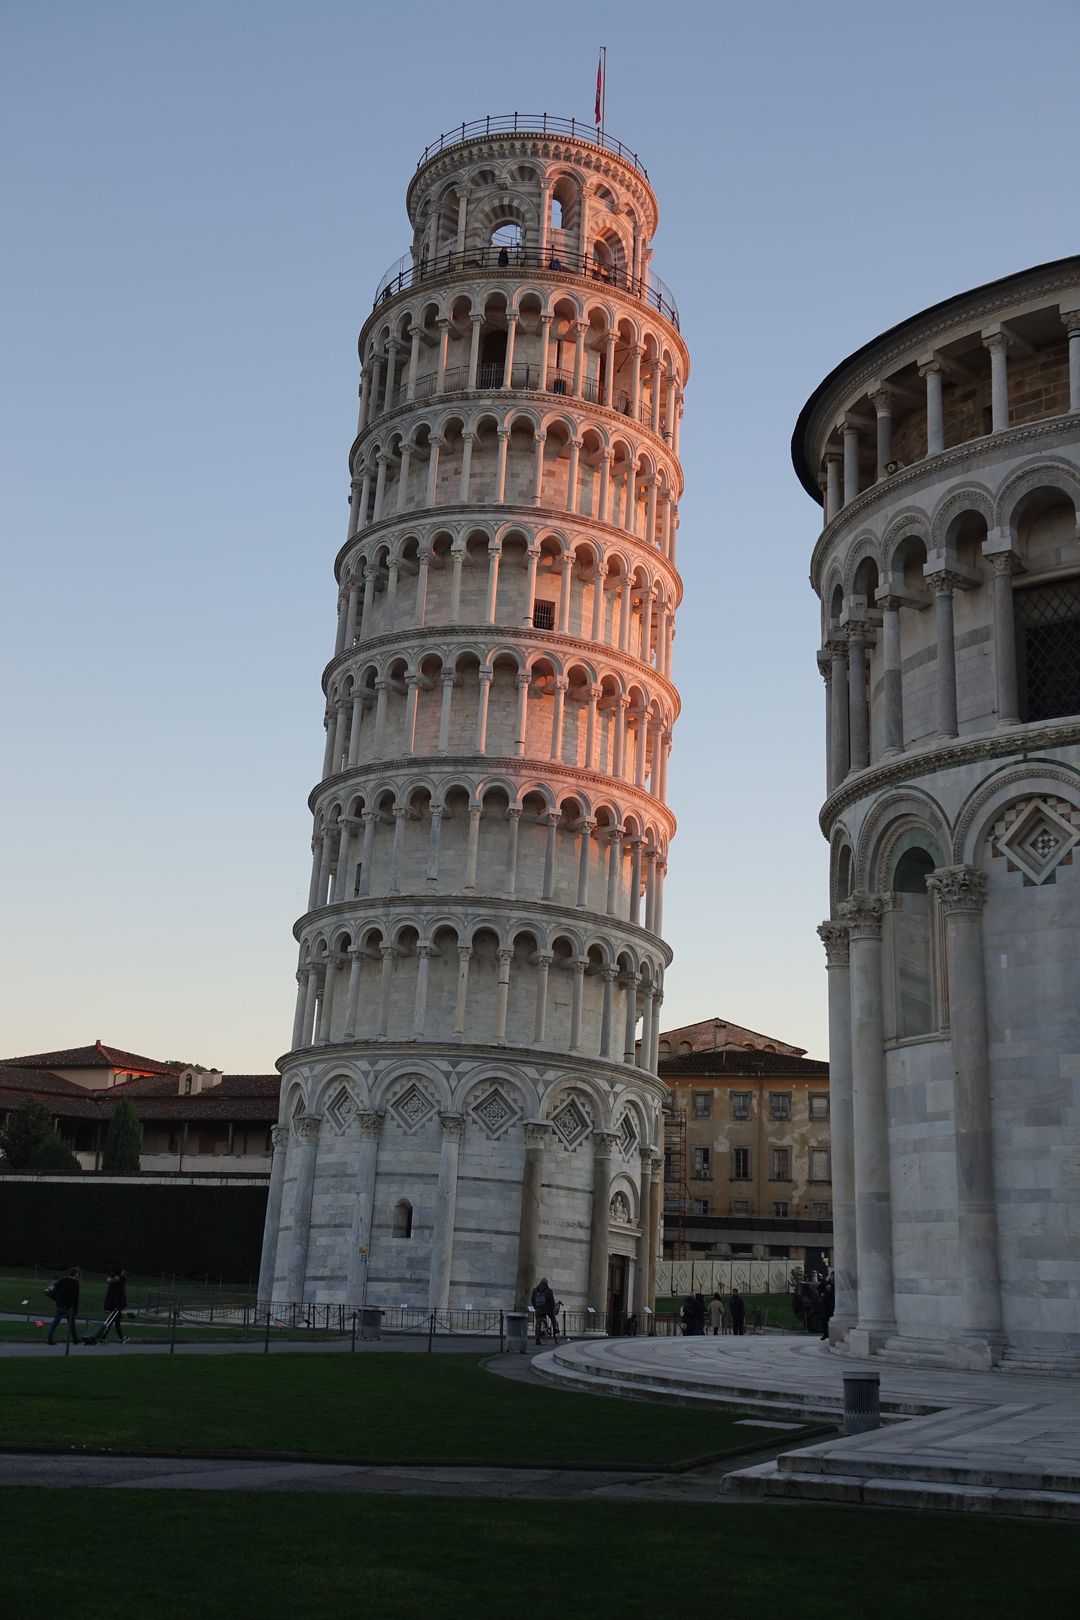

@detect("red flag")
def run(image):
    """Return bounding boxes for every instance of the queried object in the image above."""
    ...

[595,53,603,125]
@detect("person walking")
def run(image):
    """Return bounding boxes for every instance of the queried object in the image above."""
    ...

[729,1286,746,1337]
[530,1277,558,1346]
[709,1292,725,1335]
[46,1267,81,1345]
[101,1268,128,1343]
[820,1272,835,1341]
[691,1292,707,1335]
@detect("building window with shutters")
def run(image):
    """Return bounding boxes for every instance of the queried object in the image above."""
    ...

[692,1091,711,1119]
[810,1148,832,1183]
[692,1146,711,1180]
[692,1197,710,1216]
[769,1092,791,1120]
[730,1198,751,1215]
[731,1146,751,1180]
[769,1147,791,1181]
[809,1092,829,1121]
[731,1092,751,1120]
[772,1200,789,1218]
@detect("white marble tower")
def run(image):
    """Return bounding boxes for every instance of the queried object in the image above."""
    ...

[258,115,688,1319]
[797,255,1080,1371]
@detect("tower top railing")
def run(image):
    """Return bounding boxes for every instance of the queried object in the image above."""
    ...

[415,114,649,179]
[372,243,680,330]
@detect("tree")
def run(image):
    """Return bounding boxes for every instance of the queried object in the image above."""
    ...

[165,1059,208,1072]
[27,1130,81,1173]
[0,1102,80,1173]
[102,1099,143,1174]
[0,1099,54,1169]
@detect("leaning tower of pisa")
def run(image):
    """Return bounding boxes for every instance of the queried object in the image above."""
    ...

[257,115,688,1320]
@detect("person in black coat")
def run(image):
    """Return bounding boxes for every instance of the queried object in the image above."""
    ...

[729,1287,746,1336]
[46,1267,81,1345]
[530,1278,558,1345]
[101,1269,128,1343]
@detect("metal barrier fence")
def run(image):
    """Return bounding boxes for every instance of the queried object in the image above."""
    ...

[414,114,650,178]
[373,243,679,328]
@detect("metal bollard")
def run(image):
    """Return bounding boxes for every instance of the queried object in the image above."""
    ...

[264,1309,271,1354]
[842,1372,881,1435]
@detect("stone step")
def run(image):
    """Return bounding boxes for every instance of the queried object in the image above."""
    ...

[775,1443,1080,1495]
[727,1460,1080,1521]
[540,1346,922,1420]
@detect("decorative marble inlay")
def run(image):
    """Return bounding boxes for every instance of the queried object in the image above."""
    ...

[618,1113,638,1157]
[551,1096,590,1149]
[388,1081,437,1135]
[991,796,1080,886]
[468,1084,521,1141]
[326,1086,359,1135]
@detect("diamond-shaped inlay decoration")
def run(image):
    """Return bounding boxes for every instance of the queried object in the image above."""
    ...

[468,1084,521,1141]
[551,1097,590,1149]
[996,798,1079,885]
[326,1086,359,1135]
[619,1114,638,1157]
[388,1081,437,1135]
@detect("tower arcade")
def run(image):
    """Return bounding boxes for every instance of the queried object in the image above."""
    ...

[258,115,689,1318]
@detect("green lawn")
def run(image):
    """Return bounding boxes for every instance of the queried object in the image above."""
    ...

[0,1491,1076,1620]
[0,1266,255,1316]
[0,1351,812,1466]
[655,1291,799,1326]
[0,1318,339,1345]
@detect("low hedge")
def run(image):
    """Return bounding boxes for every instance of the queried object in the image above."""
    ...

[0,1179,267,1281]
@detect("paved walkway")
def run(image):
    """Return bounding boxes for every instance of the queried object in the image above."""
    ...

[536,1335,1080,1519]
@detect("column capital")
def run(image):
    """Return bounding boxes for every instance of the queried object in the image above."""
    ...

[505,805,522,823]
[457,943,473,962]
[523,1120,555,1150]
[291,1114,322,1146]
[356,1108,384,1142]
[271,1124,289,1151]
[869,386,897,414]
[469,311,484,326]
[987,550,1019,578]
[838,892,884,939]
[415,943,433,959]
[380,943,397,960]
[496,947,514,965]
[1062,310,1080,336]
[982,328,1013,354]
[638,1145,655,1172]
[438,1112,466,1142]
[817,919,851,967]
[601,964,619,983]
[925,568,963,596]
[592,1129,620,1157]
[539,312,554,328]
[927,863,987,914]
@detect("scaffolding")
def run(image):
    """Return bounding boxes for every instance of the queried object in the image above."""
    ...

[662,1100,690,1259]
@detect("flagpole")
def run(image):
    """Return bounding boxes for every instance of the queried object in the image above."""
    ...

[600,45,607,142]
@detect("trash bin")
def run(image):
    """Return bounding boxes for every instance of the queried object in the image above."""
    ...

[842,1371,880,1435]
[358,1307,382,1342]
[504,1311,528,1353]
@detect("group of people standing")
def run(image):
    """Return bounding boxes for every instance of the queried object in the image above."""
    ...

[680,1287,746,1336]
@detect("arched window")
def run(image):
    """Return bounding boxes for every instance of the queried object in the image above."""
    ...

[393,1200,413,1239]
[1015,576,1080,723]
[888,846,939,1039]
[551,196,564,231]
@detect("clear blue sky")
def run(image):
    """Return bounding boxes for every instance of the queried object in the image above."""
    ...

[3,0,1077,1071]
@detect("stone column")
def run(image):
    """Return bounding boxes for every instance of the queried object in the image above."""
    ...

[985,544,1020,726]
[494,429,510,503]
[599,966,618,1059]
[474,668,493,754]
[256,1124,290,1307]
[842,422,860,506]
[597,450,612,525]
[603,330,616,408]
[284,1115,321,1303]
[920,358,945,455]
[538,313,552,387]
[541,811,559,900]
[389,805,408,892]
[532,953,552,1043]
[414,548,431,624]
[501,313,518,388]
[425,441,442,508]
[377,944,396,1036]
[372,681,389,756]
[357,810,377,896]
[549,676,567,762]
[291,970,308,1049]
[406,325,422,400]
[846,621,871,773]
[300,967,319,1046]
[648,1152,662,1312]
[344,582,361,649]
[635,1148,654,1315]
[463,803,482,894]
[568,957,586,1052]
[532,430,547,505]
[622,970,639,1063]
[503,807,521,898]
[584,686,599,769]
[437,670,455,751]
[522,544,540,624]
[926,865,1003,1363]
[839,894,896,1348]
[317,961,338,1043]
[576,818,594,906]
[1064,310,1080,412]
[514,671,530,757]
[824,453,842,524]
[403,677,420,756]
[343,947,363,1039]
[347,691,364,769]
[587,1131,618,1316]
[344,1110,383,1309]
[435,319,450,392]
[493,948,513,1043]
[458,432,475,502]
[877,595,904,756]
[316,831,335,907]
[335,818,354,899]
[412,944,433,1038]
[485,545,501,621]
[467,312,482,389]
[828,639,849,788]
[426,805,443,889]
[983,329,1010,432]
[870,387,895,480]
[627,838,643,924]
[558,554,574,633]
[514,1122,554,1309]
[818,921,857,1336]
[452,945,471,1038]
[927,571,960,738]
[571,321,587,396]
[605,828,623,914]
[428,1114,465,1310]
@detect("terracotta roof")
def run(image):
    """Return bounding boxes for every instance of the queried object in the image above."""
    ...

[659,1050,829,1079]
[0,1070,106,1119]
[111,1073,279,1099]
[0,1041,179,1077]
